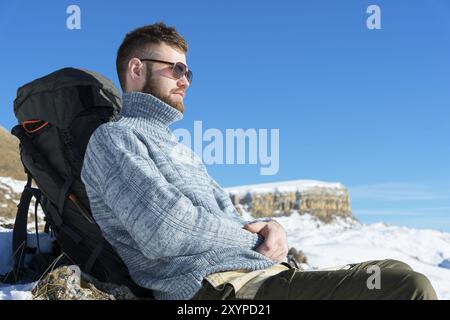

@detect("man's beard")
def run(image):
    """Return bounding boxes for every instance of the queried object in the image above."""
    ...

[141,70,184,113]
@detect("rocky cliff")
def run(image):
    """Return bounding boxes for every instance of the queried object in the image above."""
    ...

[226,180,352,222]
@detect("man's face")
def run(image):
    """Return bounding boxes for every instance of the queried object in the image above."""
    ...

[141,42,190,113]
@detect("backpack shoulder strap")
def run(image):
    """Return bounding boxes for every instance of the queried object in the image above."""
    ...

[2,173,38,282]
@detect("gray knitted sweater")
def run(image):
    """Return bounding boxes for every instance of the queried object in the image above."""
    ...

[81,92,275,300]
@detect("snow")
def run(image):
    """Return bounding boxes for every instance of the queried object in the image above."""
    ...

[273,212,450,300]
[0,176,46,229]
[0,283,34,300]
[1,213,449,299]
[0,177,27,194]
[0,226,54,300]
[0,226,54,273]
[225,179,346,195]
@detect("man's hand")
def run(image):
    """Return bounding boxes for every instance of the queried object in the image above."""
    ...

[244,220,289,262]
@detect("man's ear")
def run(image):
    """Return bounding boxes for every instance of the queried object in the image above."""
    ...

[128,58,144,80]
[125,58,146,92]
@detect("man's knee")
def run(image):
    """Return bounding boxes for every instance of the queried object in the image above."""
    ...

[401,271,437,300]
[374,259,413,271]
[348,259,413,272]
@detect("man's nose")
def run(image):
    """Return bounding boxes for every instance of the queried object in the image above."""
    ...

[177,75,190,89]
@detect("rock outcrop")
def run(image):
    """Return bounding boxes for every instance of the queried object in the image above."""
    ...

[226,180,352,222]
[32,265,140,300]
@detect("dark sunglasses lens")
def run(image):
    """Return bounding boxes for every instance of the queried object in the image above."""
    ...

[173,63,186,78]
[173,63,192,84]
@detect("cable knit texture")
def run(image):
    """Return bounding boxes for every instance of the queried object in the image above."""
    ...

[81,92,275,300]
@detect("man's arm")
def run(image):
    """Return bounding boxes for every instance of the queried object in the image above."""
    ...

[207,174,289,263]
[81,125,265,260]
[209,176,249,226]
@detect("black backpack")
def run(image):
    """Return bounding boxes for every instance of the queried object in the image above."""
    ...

[2,67,153,298]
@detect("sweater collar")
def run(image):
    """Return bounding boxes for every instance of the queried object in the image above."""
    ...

[119,92,183,129]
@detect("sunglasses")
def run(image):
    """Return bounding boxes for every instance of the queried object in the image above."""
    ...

[140,58,193,84]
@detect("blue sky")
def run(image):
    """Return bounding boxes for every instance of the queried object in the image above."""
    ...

[0,0,449,231]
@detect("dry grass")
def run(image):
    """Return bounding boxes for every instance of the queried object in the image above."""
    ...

[0,126,26,181]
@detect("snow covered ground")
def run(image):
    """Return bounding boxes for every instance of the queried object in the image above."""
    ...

[1,212,449,300]
[268,212,450,299]
[0,176,45,230]
[0,226,53,300]
[242,207,450,299]
[0,176,28,195]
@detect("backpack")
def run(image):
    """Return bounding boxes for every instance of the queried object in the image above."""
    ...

[1,67,154,298]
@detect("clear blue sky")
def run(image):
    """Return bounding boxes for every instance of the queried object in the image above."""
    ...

[1,0,449,231]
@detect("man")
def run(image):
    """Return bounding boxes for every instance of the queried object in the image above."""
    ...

[81,22,437,300]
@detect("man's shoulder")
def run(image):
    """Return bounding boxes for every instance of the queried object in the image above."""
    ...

[89,120,139,148]
[86,120,153,166]
[93,119,133,136]
[81,121,139,187]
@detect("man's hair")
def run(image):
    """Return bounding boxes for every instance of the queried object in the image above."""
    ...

[116,22,188,91]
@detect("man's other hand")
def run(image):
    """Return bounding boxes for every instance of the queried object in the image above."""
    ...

[244,220,289,262]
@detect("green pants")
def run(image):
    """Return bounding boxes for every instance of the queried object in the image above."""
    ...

[192,259,438,300]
